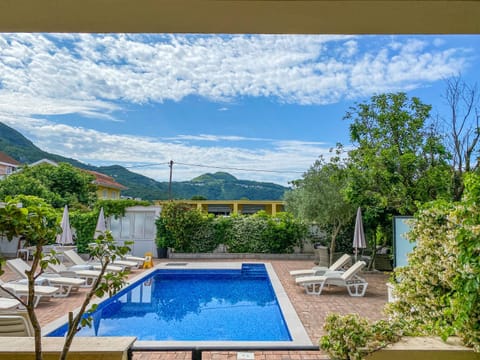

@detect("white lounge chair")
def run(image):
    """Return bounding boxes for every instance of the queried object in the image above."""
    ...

[6,258,86,297]
[122,255,145,268]
[0,297,21,312]
[86,244,140,270]
[0,280,59,307]
[290,254,352,278]
[63,250,124,273]
[295,261,368,297]
[46,261,101,288]
[0,313,34,336]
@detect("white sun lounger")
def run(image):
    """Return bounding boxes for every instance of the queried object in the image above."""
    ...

[0,313,34,336]
[295,261,368,297]
[63,250,124,273]
[122,255,145,268]
[290,254,352,278]
[0,280,59,307]
[85,245,140,270]
[46,262,102,288]
[6,258,86,297]
[0,298,21,311]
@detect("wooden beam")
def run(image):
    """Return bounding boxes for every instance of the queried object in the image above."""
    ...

[0,1,478,34]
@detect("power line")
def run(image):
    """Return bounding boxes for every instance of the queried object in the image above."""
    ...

[126,161,304,174]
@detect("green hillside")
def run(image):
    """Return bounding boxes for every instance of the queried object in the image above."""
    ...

[0,122,289,200]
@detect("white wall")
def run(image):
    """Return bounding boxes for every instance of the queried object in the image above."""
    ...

[108,205,161,257]
[0,236,20,257]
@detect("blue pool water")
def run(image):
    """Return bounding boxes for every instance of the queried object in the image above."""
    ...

[48,264,291,341]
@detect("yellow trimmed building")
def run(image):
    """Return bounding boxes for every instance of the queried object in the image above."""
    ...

[85,170,128,200]
[155,199,284,216]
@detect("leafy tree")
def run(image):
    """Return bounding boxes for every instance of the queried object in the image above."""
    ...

[344,92,452,245]
[438,75,480,200]
[320,174,480,358]
[285,152,355,263]
[0,195,131,360]
[385,173,480,351]
[0,196,58,360]
[0,163,97,208]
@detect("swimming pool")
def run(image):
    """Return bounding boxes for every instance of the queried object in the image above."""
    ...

[44,262,312,349]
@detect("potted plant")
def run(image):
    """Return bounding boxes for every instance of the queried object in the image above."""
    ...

[155,217,174,258]
[155,236,169,258]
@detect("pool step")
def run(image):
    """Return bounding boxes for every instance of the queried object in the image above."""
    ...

[241,263,267,277]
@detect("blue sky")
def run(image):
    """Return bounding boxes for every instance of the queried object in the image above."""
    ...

[0,34,478,186]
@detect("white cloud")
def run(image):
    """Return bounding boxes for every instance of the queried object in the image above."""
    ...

[170,134,271,142]
[0,33,470,112]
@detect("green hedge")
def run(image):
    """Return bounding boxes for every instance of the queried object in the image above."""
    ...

[157,202,307,253]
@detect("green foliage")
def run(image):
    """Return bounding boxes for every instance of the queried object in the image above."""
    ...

[0,195,59,245]
[0,195,66,359]
[155,215,176,248]
[385,172,480,351]
[228,214,269,253]
[70,211,97,253]
[160,202,219,252]
[0,163,97,209]
[212,215,234,246]
[70,199,149,253]
[320,314,404,360]
[96,198,151,217]
[285,150,355,261]
[226,212,306,253]
[259,211,307,253]
[343,92,452,245]
[159,202,305,253]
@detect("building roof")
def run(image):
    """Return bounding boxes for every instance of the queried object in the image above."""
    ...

[29,158,58,167]
[85,170,128,191]
[0,152,20,166]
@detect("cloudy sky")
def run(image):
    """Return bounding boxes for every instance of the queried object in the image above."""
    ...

[0,34,478,186]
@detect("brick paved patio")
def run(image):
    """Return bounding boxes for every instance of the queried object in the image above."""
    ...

[1,258,390,359]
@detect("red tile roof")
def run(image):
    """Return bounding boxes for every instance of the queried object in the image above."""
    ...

[85,170,127,190]
[0,152,20,166]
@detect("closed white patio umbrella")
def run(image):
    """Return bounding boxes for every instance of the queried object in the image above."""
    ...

[353,207,367,262]
[56,205,73,245]
[94,207,107,239]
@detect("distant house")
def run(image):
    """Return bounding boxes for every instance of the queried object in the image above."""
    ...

[29,159,127,199]
[0,152,20,179]
[155,199,285,216]
[85,170,128,200]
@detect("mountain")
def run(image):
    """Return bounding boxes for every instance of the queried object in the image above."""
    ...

[0,122,289,200]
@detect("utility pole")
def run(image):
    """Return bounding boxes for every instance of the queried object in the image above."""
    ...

[168,160,173,200]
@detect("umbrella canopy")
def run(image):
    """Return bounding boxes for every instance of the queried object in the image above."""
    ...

[94,207,107,239]
[56,205,73,245]
[353,207,367,261]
